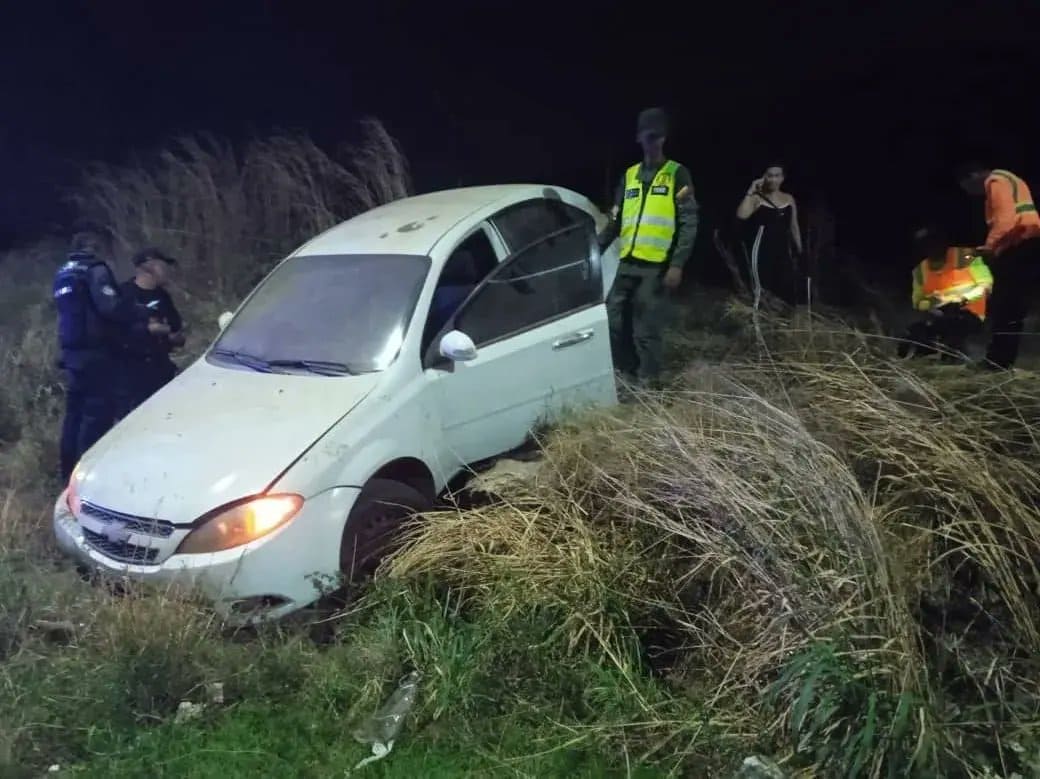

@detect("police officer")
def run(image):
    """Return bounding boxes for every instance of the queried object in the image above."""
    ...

[597,107,699,388]
[53,228,162,481]
[116,247,184,417]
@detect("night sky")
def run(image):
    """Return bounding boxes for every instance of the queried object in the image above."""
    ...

[2,1,1039,268]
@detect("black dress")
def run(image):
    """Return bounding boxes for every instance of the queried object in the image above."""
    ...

[741,197,799,305]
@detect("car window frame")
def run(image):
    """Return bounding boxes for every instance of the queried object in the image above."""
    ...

[489,197,593,257]
[422,215,602,369]
[418,222,507,358]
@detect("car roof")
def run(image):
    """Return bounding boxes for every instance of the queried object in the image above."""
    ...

[292,184,584,259]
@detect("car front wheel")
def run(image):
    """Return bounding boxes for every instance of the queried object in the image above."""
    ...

[339,478,429,585]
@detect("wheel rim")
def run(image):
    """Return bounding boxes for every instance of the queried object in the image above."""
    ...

[345,501,409,580]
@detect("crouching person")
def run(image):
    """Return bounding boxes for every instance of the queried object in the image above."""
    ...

[899,244,992,361]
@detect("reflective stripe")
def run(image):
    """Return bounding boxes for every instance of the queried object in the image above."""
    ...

[632,235,673,251]
[994,170,1020,201]
[933,287,985,305]
[638,215,675,228]
[941,282,985,299]
[993,169,1037,213]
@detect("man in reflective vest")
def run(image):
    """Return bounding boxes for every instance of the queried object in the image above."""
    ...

[958,163,1040,369]
[899,240,993,361]
[597,107,698,387]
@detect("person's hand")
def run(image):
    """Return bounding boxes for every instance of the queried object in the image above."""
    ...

[663,266,683,291]
[747,179,763,197]
[148,320,171,336]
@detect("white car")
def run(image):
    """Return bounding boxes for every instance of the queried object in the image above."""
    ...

[54,184,619,622]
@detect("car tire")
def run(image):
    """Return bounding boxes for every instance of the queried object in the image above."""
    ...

[339,478,429,584]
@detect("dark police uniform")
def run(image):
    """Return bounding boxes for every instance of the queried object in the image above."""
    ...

[116,280,183,416]
[53,251,150,481]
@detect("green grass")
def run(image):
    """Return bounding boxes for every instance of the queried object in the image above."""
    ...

[0,574,687,777]
[72,702,665,778]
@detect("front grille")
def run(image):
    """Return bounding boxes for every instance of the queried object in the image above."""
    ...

[81,502,175,538]
[78,501,176,565]
[82,527,161,564]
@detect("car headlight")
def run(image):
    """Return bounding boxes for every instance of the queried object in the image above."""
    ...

[176,494,304,555]
[66,469,83,516]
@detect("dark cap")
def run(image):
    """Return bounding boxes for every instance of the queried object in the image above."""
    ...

[132,247,178,266]
[636,107,669,140]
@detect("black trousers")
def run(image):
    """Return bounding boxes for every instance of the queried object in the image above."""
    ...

[60,358,116,482]
[986,237,1040,369]
[115,357,177,419]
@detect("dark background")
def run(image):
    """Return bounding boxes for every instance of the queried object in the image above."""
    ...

[2,0,1037,273]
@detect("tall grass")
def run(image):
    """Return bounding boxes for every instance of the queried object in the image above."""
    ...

[0,118,410,493]
[68,117,411,302]
[386,312,1040,777]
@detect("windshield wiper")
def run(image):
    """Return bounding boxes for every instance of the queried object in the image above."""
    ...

[265,359,356,376]
[211,348,275,373]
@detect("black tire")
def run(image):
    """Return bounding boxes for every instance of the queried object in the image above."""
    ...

[339,478,429,584]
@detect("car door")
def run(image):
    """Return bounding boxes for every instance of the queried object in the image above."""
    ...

[488,197,616,414]
[424,199,615,469]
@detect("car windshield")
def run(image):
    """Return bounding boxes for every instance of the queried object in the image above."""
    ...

[209,253,430,375]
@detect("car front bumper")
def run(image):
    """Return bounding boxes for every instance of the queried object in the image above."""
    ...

[53,486,360,623]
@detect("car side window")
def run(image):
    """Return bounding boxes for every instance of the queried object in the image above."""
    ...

[491,198,589,254]
[454,221,599,347]
[421,227,500,355]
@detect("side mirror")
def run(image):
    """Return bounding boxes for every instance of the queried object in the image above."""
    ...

[217,311,233,330]
[439,330,478,363]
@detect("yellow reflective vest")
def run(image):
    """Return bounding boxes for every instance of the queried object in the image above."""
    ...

[619,160,678,263]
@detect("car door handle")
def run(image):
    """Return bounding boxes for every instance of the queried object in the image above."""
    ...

[552,329,595,350]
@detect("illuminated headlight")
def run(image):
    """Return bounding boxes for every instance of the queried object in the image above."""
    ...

[176,495,304,555]
[66,468,83,516]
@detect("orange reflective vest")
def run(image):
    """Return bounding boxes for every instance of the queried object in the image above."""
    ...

[985,169,1040,256]
[912,247,993,320]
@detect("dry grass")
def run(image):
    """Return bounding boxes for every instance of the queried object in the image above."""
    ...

[67,118,410,302]
[386,311,1040,777]
[0,119,410,495]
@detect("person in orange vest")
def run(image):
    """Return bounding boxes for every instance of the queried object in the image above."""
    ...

[957,163,1040,369]
[899,230,993,361]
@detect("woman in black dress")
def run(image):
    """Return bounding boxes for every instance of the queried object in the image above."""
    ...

[736,165,804,305]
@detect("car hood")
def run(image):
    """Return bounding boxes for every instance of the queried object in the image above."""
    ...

[75,360,381,523]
